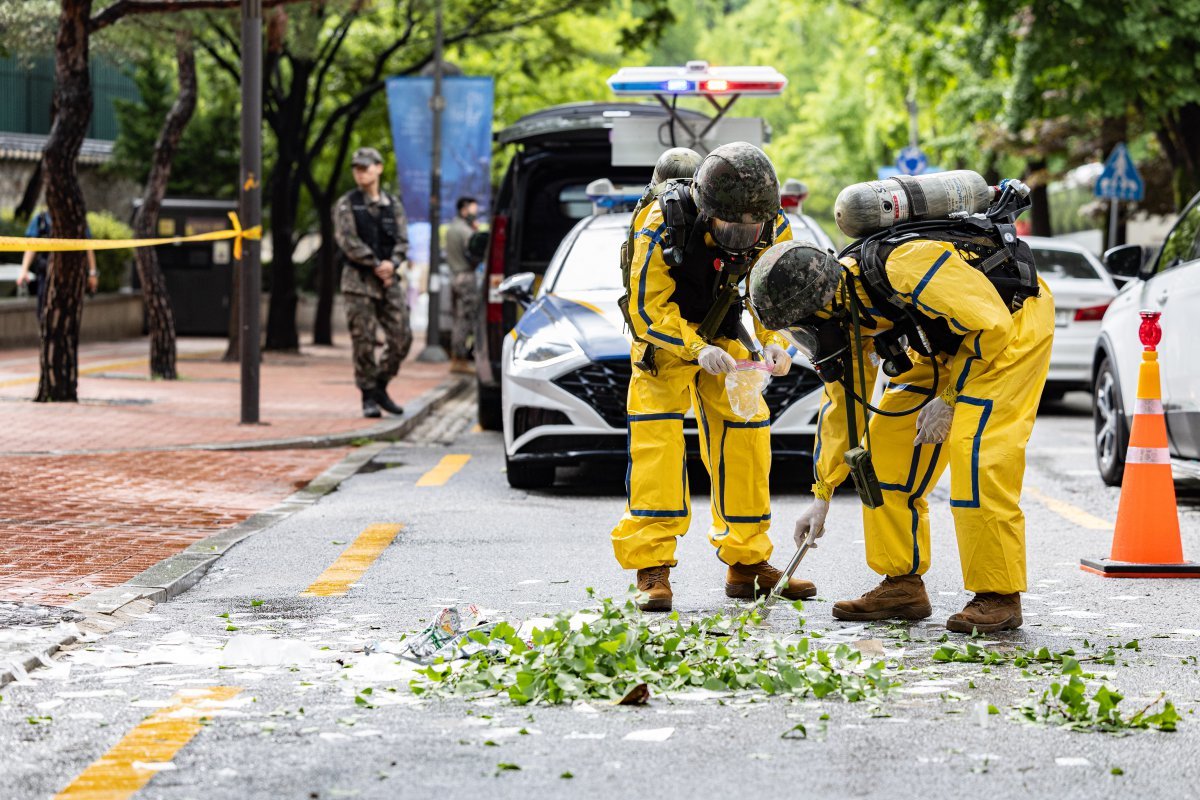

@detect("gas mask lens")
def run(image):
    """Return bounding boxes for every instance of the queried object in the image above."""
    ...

[780,326,821,362]
[709,218,764,253]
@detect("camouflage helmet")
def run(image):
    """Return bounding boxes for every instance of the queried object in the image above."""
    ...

[692,142,780,224]
[749,241,843,329]
[651,147,703,186]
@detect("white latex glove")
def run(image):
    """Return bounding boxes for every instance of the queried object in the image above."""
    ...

[762,343,792,376]
[794,499,830,549]
[914,397,954,445]
[697,345,737,375]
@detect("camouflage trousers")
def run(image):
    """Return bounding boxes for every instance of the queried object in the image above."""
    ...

[345,289,412,391]
[450,271,479,360]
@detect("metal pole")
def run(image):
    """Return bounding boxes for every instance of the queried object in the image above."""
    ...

[239,0,263,422]
[417,0,449,363]
[1108,197,1120,251]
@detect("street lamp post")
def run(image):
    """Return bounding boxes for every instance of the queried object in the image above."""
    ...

[239,0,263,422]
[417,0,449,363]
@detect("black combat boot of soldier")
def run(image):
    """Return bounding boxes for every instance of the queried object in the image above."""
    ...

[362,388,382,418]
[374,378,405,416]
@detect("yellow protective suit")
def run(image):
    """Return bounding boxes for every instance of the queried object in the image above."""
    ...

[611,202,792,570]
[813,239,1054,594]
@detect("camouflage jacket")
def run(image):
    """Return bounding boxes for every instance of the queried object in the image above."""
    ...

[444,216,476,275]
[335,189,409,299]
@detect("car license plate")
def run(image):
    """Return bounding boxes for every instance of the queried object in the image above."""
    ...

[1055,309,1072,327]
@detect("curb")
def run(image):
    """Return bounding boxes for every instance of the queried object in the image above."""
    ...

[0,376,470,687]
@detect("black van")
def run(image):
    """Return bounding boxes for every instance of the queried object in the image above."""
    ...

[474,101,711,430]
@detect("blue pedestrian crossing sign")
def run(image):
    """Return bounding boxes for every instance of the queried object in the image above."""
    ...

[1095,143,1144,202]
[896,146,928,176]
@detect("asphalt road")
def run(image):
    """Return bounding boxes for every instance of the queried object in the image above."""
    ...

[3,392,1200,800]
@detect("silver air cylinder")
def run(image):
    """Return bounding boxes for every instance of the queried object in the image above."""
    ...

[834,170,994,238]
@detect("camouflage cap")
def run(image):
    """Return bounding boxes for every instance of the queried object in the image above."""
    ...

[749,240,843,329]
[651,147,703,186]
[692,142,780,224]
[351,147,384,167]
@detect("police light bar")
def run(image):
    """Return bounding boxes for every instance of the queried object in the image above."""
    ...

[586,178,643,213]
[608,61,787,96]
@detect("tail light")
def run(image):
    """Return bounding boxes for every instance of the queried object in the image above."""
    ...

[486,214,508,323]
[1074,303,1110,322]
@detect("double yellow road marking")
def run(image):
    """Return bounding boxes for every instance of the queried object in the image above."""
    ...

[55,687,241,800]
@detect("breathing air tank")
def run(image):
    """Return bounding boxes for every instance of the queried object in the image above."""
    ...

[834,170,994,238]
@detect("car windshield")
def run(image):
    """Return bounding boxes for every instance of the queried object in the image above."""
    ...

[550,226,628,293]
[1032,248,1102,280]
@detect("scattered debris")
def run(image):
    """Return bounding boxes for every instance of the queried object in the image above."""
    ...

[623,727,674,742]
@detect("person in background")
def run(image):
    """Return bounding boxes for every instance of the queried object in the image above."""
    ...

[333,147,413,419]
[16,211,99,320]
[445,196,480,375]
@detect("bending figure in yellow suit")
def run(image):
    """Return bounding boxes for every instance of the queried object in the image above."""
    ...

[610,142,818,612]
[749,231,1054,633]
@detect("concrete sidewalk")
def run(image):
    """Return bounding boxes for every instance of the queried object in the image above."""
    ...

[0,336,470,609]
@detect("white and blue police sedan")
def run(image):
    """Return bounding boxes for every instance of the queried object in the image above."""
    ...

[498,210,832,489]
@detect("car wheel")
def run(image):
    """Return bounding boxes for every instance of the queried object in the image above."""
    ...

[1093,358,1128,487]
[505,456,554,489]
[477,383,502,431]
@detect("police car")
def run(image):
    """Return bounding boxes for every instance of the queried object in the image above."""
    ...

[497,190,834,489]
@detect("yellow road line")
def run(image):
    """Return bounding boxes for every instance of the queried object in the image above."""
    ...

[1025,486,1113,530]
[300,523,403,597]
[416,454,471,487]
[55,686,240,800]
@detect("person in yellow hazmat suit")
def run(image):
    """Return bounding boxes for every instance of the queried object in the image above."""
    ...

[611,142,818,612]
[747,188,1053,633]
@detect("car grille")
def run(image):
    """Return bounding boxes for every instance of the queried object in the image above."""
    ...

[554,359,823,429]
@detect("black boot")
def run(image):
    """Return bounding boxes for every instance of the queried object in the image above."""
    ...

[362,389,382,418]
[374,378,405,416]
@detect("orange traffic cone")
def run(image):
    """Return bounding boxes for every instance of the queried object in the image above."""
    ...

[1082,311,1200,578]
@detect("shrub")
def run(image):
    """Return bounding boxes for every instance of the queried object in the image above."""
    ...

[85,211,133,293]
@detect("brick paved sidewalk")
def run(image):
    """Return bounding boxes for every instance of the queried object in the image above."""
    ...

[0,338,453,453]
[0,336,462,607]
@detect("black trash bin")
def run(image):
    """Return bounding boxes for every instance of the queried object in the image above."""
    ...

[130,198,236,336]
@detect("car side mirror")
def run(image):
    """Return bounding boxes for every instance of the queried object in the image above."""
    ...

[1102,244,1144,281]
[497,272,535,307]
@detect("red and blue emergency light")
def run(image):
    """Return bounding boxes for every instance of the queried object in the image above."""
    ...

[608,61,787,97]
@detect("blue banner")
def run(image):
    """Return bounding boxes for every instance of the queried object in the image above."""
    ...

[385,76,494,225]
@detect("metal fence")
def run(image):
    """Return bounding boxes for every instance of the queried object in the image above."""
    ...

[0,56,138,141]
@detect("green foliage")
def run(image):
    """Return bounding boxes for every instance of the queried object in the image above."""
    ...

[85,211,134,292]
[410,594,894,705]
[1017,676,1180,734]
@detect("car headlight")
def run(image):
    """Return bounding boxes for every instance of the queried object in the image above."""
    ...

[512,325,582,366]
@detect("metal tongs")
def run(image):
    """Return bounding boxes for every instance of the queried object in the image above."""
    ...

[757,528,819,622]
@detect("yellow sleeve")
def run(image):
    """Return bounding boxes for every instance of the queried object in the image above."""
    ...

[884,240,1014,403]
[628,204,708,360]
[813,336,877,499]
[749,210,793,349]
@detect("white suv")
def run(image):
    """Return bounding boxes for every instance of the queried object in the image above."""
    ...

[1092,191,1200,485]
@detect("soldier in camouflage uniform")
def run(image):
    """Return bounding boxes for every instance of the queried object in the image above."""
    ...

[444,196,480,374]
[334,147,413,418]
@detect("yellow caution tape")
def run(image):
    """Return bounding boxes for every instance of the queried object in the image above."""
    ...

[0,211,262,260]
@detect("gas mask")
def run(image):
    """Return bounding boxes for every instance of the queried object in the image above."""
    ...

[779,317,850,384]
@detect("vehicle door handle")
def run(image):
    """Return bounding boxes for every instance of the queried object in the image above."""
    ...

[1156,291,1169,305]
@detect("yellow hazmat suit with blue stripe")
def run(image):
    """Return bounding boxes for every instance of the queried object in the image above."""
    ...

[813,239,1054,594]
[610,201,792,569]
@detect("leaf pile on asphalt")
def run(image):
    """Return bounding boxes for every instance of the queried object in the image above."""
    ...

[410,594,893,705]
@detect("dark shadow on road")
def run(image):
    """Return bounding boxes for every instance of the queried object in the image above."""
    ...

[1037,389,1092,417]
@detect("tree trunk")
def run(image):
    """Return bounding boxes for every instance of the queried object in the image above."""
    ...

[14,160,45,224]
[133,35,197,380]
[312,202,336,345]
[1159,103,1200,211]
[37,0,93,403]
[1026,159,1052,237]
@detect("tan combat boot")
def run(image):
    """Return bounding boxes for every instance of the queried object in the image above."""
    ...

[832,575,932,621]
[450,358,474,375]
[946,592,1022,634]
[725,561,817,601]
[636,566,673,612]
